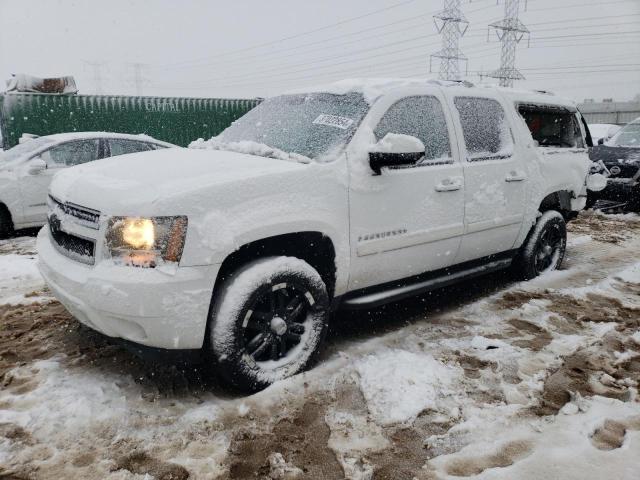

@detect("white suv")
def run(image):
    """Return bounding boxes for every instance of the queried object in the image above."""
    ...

[37,79,596,391]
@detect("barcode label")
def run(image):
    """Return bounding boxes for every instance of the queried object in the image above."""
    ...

[312,114,354,130]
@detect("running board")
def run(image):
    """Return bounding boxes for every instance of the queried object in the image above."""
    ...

[341,258,513,310]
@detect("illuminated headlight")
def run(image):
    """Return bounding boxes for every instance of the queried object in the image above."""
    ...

[105,216,188,267]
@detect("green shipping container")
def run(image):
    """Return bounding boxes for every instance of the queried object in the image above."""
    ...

[0,92,261,150]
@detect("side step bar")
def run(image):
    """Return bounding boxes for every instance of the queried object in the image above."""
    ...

[341,258,512,310]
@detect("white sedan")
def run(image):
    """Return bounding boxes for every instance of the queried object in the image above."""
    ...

[0,132,175,236]
[588,123,621,145]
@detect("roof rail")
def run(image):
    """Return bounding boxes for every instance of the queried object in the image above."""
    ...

[449,79,475,88]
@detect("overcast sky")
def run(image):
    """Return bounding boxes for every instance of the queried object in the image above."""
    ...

[1,0,639,102]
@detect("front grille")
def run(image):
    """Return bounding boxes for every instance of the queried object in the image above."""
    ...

[48,195,100,230]
[605,163,639,180]
[49,214,96,265]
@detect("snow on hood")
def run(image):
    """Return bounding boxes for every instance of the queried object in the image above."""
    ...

[189,137,311,164]
[49,147,305,215]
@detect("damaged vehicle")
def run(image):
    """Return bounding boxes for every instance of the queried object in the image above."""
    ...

[0,132,175,236]
[588,117,640,211]
[37,79,600,391]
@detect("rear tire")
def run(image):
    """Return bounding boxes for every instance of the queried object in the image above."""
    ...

[209,256,330,392]
[627,188,640,212]
[0,205,14,239]
[513,211,567,280]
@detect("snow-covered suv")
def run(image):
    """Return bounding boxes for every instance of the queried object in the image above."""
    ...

[37,79,596,391]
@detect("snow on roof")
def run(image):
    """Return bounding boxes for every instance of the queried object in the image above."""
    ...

[34,131,175,146]
[285,77,577,108]
[285,77,461,104]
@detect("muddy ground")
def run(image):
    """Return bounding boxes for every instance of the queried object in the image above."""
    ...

[0,211,639,479]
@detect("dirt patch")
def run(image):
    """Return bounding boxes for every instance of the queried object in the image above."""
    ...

[508,319,553,352]
[494,290,547,310]
[456,353,497,379]
[0,301,74,379]
[535,330,639,415]
[568,211,640,244]
[591,419,627,451]
[114,451,190,479]
[444,439,533,477]
[0,423,33,445]
[227,397,344,479]
[369,427,436,480]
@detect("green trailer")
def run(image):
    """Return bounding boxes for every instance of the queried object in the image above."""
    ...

[0,92,260,150]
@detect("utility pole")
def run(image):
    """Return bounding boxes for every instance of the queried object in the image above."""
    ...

[83,61,106,94]
[487,0,529,87]
[430,0,469,81]
[133,62,145,96]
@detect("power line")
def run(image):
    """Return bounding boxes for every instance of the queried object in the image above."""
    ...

[528,0,638,12]
[149,0,499,73]
[153,0,423,69]
[149,19,640,82]
[157,29,640,89]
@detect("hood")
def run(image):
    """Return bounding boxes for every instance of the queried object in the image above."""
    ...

[50,148,306,215]
[590,145,640,165]
[590,145,640,179]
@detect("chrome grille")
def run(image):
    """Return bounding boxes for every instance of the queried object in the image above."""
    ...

[48,213,96,265]
[47,196,101,265]
[48,195,100,230]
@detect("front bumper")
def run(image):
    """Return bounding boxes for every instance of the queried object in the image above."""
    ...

[37,227,219,349]
[592,178,639,202]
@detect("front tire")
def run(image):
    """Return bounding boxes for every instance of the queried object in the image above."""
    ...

[0,205,14,239]
[514,211,567,280]
[209,256,330,392]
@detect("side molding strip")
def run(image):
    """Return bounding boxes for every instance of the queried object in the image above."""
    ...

[341,258,512,309]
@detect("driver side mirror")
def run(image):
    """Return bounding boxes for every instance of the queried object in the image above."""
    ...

[27,157,47,175]
[597,138,605,145]
[369,133,425,175]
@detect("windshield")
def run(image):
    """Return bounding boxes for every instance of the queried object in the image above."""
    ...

[609,121,640,148]
[0,137,55,162]
[215,92,369,161]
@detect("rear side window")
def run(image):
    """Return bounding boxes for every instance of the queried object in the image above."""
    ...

[109,139,154,157]
[518,105,584,148]
[374,96,452,163]
[42,140,100,167]
[454,97,513,161]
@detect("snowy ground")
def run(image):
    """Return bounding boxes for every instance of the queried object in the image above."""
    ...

[1,211,639,479]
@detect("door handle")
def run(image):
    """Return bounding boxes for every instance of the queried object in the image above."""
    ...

[505,171,526,182]
[435,178,463,192]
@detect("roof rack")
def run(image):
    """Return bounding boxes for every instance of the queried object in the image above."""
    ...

[532,89,555,96]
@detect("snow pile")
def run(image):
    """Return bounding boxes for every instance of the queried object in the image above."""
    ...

[0,248,46,305]
[189,137,311,164]
[0,359,130,439]
[0,358,229,478]
[356,350,463,425]
[429,396,640,480]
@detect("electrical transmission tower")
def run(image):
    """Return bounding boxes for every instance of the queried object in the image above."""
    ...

[487,0,529,87]
[430,0,469,81]
[83,61,106,94]
[133,63,146,96]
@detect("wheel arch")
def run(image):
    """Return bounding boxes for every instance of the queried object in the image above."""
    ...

[214,231,338,300]
[0,201,14,233]
[538,190,577,221]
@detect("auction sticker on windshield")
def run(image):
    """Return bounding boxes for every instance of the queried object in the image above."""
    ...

[313,114,354,130]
